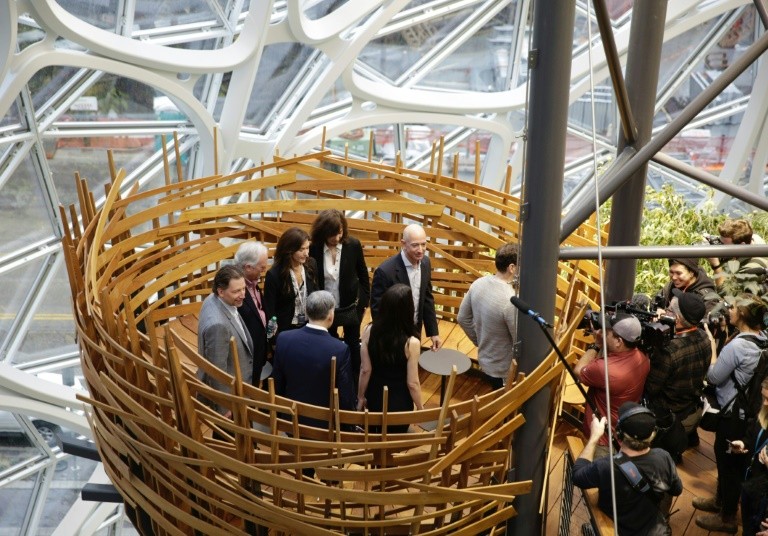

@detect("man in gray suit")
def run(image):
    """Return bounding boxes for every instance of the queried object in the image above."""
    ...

[197,265,254,415]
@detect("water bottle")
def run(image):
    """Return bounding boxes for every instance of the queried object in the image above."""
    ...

[266,316,278,339]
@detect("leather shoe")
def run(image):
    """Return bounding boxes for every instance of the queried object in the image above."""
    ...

[695,513,737,533]
[692,495,720,513]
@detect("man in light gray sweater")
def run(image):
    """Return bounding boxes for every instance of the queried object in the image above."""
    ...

[457,243,519,389]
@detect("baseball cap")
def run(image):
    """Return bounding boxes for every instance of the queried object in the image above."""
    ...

[609,313,642,343]
[618,402,656,441]
[671,288,706,325]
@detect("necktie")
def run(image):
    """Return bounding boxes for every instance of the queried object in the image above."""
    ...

[254,288,267,326]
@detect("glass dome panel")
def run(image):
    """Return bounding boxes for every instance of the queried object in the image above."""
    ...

[416,8,520,93]
[358,5,474,83]
[305,0,351,20]
[0,100,22,130]
[17,21,46,51]
[132,0,220,33]
[55,0,120,31]
[0,472,39,535]
[243,42,316,133]
[0,148,53,258]
[15,262,78,367]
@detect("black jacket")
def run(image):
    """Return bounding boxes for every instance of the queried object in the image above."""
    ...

[309,236,370,320]
[263,257,318,335]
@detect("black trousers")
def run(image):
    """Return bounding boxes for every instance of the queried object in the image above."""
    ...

[714,415,748,516]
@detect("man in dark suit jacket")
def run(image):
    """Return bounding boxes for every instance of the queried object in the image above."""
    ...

[197,265,254,415]
[272,290,355,428]
[234,241,269,387]
[370,223,442,350]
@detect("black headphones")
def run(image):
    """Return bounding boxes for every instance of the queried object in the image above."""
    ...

[616,405,656,441]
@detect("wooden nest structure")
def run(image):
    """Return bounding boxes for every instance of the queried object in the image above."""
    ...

[61,143,603,535]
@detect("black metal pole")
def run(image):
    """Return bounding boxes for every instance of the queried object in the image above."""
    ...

[605,0,669,303]
[508,2,576,534]
[560,244,768,260]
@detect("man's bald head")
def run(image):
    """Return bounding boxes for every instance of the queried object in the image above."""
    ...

[401,224,427,266]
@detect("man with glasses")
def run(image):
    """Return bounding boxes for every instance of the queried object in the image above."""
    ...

[370,223,441,351]
[574,313,650,458]
[644,290,710,458]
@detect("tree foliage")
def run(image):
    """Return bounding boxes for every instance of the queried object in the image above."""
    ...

[599,184,768,300]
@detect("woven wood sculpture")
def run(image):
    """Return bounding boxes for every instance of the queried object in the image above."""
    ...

[61,139,604,535]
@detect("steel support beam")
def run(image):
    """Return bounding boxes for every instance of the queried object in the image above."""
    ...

[507,3,575,535]
[755,0,768,29]
[593,0,637,143]
[559,244,768,260]
[561,28,768,240]
[653,152,768,212]
[605,0,668,303]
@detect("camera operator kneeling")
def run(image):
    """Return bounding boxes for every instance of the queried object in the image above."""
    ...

[644,290,710,462]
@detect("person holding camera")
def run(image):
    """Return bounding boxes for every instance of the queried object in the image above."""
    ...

[693,294,768,533]
[644,290,710,458]
[575,314,650,458]
[263,227,318,337]
[707,219,768,295]
[572,403,682,536]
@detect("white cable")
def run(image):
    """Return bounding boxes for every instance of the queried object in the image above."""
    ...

[586,3,619,534]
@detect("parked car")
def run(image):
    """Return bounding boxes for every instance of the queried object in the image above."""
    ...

[0,411,62,447]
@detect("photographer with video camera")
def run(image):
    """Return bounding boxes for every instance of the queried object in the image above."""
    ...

[706,218,768,297]
[644,290,710,461]
[575,313,650,458]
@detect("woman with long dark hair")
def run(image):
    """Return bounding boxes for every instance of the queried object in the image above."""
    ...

[694,294,768,533]
[263,227,318,337]
[309,209,370,380]
[357,283,422,433]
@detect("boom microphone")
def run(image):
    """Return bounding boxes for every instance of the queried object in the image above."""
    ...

[510,296,554,328]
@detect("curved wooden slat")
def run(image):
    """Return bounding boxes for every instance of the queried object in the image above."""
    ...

[62,147,604,535]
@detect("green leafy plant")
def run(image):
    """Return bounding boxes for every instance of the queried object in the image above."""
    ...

[595,184,768,300]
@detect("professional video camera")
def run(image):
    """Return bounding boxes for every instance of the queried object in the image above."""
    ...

[578,300,676,354]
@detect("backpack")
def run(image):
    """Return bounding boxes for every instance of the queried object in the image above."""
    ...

[732,334,768,420]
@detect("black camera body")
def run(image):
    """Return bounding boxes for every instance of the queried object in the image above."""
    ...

[703,233,723,245]
[578,300,675,354]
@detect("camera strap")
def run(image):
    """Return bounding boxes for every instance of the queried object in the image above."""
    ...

[613,453,652,495]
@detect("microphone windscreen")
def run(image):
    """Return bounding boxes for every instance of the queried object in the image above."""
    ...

[510,296,529,311]
[630,293,651,311]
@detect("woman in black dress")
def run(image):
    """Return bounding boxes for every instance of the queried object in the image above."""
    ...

[357,283,422,433]
[263,227,318,337]
[309,209,370,380]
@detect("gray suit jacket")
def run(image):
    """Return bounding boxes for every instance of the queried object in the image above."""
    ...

[197,293,254,413]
